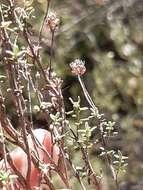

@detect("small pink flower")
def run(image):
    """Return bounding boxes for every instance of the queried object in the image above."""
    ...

[46,12,59,32]
[70,59,86,76]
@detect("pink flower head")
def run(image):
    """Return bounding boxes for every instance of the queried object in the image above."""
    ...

[70,59,86,76]
[46,12,59,32]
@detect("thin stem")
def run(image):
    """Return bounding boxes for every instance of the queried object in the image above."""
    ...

[26,66,33,129]
[38,0,51,45]
[48,30,55,78]
[67,158,87,190]
[78,75,98,115]
[0,122,8,171]
[69,126,101,190]
[77,75,120,190]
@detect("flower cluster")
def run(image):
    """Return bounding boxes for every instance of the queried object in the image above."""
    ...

[46,12,60,32]
[70,59,86,76]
